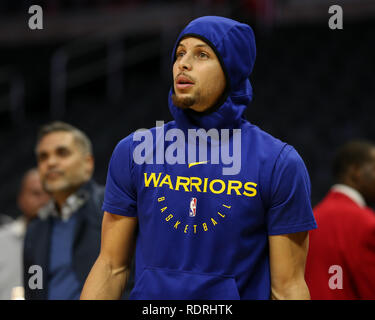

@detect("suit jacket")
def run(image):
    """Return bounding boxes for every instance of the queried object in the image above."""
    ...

[305,190,375,299]
[23,180,105,300]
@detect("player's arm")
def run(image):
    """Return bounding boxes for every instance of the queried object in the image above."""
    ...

[268,231,310,300]
[80,211,137,300]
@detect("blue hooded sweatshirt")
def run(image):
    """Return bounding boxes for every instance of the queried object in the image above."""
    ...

[103,16,317,300]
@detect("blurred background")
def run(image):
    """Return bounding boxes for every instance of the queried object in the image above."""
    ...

[0,0,374,219]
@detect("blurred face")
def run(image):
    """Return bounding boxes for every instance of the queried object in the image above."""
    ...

[172,37,226,112]
[18,170,50,220]
[356,148,375,205]
[36,131,94,196]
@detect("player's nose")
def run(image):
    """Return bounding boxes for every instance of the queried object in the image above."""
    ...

[178,55,192,71]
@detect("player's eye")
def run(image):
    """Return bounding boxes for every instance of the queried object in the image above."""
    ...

[198,51,209,59]
[176,51,185,59]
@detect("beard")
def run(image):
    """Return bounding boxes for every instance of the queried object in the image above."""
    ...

[42,173,87,194]
[172,91,200,110]
[43,178,71,194]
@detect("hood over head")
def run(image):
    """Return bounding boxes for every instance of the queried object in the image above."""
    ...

[168,16,256,130]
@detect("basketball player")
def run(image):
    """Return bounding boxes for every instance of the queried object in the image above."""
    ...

[81,16,317,300]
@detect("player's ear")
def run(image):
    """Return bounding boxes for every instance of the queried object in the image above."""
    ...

[84,154,95,177]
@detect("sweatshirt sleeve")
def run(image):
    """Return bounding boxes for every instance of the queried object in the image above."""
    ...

[102,135,137,217]
[266,145,317,235]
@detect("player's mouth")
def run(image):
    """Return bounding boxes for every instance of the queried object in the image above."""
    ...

[175,75,195,90]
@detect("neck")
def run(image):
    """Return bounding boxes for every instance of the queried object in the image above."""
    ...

[52,187,79,212]
[339,178,360,194]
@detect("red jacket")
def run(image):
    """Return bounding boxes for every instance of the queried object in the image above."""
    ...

[305,190,375,299]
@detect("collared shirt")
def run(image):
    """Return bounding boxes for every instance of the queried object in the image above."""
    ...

[47,213,81,300]
[38,189,89,222]
[38,187,90,300]
[331,184,366,208]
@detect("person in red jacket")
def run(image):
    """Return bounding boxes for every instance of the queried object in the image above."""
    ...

[305,140,375,299]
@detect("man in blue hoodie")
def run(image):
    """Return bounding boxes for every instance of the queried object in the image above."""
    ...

[81,16,317,300]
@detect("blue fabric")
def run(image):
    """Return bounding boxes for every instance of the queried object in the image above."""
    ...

[102,16,317,300]
[47,215,81,300]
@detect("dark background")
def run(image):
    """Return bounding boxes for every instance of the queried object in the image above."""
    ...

[1,0,374,219]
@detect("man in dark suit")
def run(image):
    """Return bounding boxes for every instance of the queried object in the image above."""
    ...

[24,121,105,299]
[305,140,375,299]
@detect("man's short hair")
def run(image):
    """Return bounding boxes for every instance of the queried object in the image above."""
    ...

[332,140,375,182]
[36,121,93,155]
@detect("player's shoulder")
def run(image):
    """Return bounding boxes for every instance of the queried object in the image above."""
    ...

[115,131,137,148]
[244,121,284,146]
[243,121,291,155]
[114,121,176,150]
[243,121,305,169]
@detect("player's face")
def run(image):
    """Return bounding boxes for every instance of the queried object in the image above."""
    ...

[358,148,375,205]
[172,37,226,112]
[36,131,93,195]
